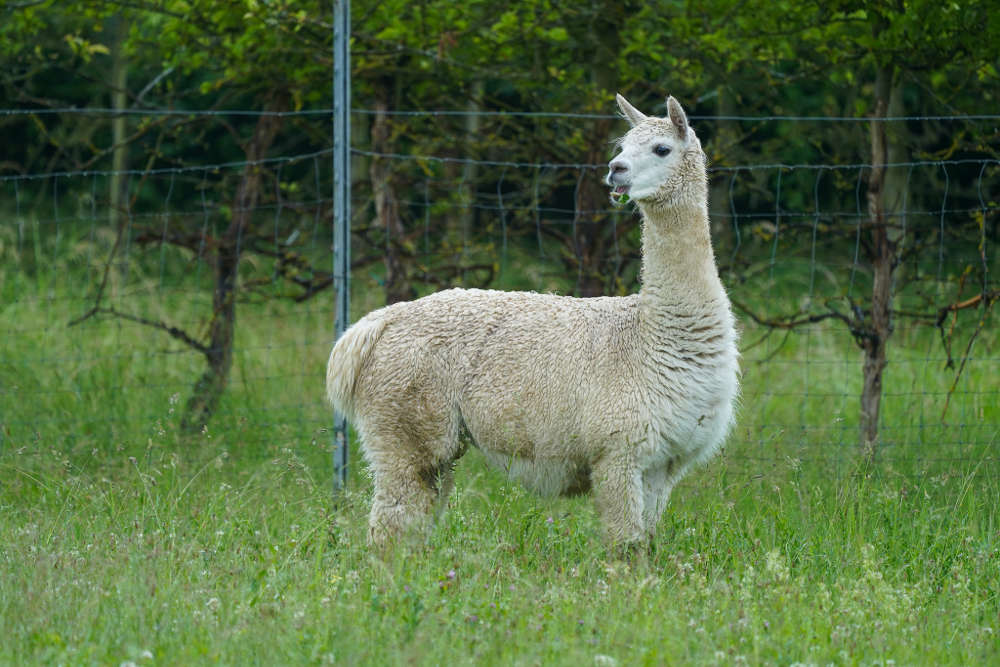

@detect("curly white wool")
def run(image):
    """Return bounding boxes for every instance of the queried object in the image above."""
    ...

[326,94,739,549]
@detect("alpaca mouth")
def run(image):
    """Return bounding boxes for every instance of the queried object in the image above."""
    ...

[610,184,630,206]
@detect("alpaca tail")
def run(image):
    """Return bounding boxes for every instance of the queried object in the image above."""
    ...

[325,313,387,418]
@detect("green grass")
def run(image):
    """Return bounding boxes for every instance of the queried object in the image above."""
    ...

[3,434,998,664]
[1,225,998,664]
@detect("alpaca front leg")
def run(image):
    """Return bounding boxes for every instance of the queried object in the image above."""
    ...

[434,466,455,518]
[641,463,675,539]
[592,456,645,549]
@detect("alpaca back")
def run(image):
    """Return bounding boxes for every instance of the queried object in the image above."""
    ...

[344,286,736,472]
[350,288,646,462]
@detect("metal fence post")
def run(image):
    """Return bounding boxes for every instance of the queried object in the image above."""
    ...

[332,0,351,490]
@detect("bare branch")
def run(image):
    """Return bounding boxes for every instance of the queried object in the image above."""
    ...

[934,290,999,328]
[731,298,854,330]
[135,66,175,103]
[68,306,209,356]
[68,206,130,326]
[940,295,996,421]
[77,114,171,171]
[4,0,50,9]
[891,289,1000,328]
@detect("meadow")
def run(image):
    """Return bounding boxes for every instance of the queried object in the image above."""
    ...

[1,223,998,665]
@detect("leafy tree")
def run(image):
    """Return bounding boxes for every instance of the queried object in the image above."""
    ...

[3,0,996,445]
[5,0,338,430]
[698,0,999,453]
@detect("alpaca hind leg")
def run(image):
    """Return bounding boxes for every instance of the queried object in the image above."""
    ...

[362,413,462,549]
[366,452,440,549]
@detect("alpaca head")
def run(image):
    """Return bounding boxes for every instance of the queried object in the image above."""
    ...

[607,94,706,208]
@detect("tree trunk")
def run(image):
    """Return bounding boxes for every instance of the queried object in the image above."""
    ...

[460,82,482,285]
[859,69,896,457]
[370,95,415,305]
[109,16,128,228]
[573,118,618,297]
[570,11,630,297]
[181,111,284,432]
[182,249,238,433]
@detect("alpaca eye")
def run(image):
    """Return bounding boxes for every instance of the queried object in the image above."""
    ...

[654,145,671,157]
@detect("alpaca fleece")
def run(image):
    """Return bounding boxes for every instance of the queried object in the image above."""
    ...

[327,94,739,548]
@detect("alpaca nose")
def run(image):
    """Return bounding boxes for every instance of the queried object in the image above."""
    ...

[608,160,629,185]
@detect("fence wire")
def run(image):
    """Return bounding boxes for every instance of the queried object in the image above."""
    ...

[1,106,997,478]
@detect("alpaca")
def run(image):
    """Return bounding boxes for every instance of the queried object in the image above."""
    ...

[326,94,739,550]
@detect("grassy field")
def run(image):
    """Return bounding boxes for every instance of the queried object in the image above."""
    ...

[1,228,998,665]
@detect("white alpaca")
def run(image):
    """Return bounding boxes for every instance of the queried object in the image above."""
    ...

[326,94,739,550]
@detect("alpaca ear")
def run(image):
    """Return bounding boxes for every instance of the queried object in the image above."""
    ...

[616,93,647,127]
[666,96,689,141]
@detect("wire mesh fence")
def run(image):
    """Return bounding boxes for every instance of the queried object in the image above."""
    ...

[1,106,997,479]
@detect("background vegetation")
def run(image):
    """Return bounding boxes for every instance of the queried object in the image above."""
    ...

[1,0,997,663]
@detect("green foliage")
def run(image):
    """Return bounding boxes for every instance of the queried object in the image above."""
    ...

[0,0,996,463]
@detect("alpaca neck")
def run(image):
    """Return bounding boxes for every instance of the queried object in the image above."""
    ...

[636,199,725,311]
